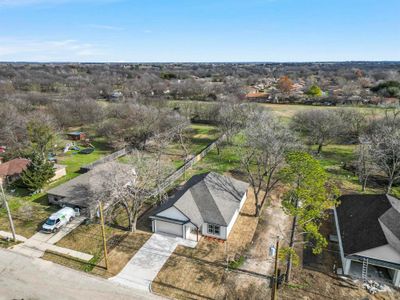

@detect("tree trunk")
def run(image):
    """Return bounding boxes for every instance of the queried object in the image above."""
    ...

[285,215,297,283]
[255,203,260,217]
[130,218,137,232]
[286,197,299,283]
[361,175,369,192]
[386,178,393,194]
[129,211,138,233]
[317,143,323,155]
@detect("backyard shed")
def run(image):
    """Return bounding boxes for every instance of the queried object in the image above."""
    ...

[67,131,86,141]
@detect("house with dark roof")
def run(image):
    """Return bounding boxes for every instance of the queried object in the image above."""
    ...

[334,194,400,287]
[149,172,249,241]
[0,158,30,186]
[47,162,133,218]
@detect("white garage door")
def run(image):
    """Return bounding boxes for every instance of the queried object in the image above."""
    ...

[155,220,183,237]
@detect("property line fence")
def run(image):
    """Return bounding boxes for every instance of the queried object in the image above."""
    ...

[81,132,226,199]
[149,133,227,199]
[80,148,130,173]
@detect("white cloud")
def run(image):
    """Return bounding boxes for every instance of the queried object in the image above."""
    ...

[0,37,105,62]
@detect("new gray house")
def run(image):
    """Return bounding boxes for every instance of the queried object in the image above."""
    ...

[150,172,249,241]
[334,194,400,287]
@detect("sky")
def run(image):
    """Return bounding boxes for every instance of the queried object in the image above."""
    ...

[0,0,399,62]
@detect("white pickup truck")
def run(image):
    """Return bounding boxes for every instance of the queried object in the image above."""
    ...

[42,207,76,233]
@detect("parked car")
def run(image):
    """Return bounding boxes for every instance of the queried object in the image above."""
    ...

[42,207,76,233]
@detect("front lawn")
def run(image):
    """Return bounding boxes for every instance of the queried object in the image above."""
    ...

[42,223,151,277]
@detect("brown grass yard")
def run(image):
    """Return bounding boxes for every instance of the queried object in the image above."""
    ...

[152,189,259,300]
[42,223,151,277]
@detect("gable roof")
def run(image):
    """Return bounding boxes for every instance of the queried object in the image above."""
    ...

[151,172,249,227]
[47,162,133,208]
[336,194,400,256]
[0,158,30,177]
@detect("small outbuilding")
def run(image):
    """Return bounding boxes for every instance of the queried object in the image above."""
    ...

[67,132,86,141]
[150,172,249,241]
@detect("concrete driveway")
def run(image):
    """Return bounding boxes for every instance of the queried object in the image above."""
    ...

[110,233,197,291]
[0,248,163,300]
[10,216,93,261]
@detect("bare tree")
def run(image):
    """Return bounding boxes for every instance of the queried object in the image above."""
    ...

[0,103,28,154]
[217,103,254,143]
[362,121,400,193]
[96,151,170,232]
[240,110,297,216]
[291,109,341,154]
[335,108,369,144]
[356,138,375,191]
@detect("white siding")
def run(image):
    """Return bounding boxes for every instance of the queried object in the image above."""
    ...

[239,192,247,210]
[154,220,183,237]
[354,244,400,265]
[156,206,188,221]
[226,209,239,237]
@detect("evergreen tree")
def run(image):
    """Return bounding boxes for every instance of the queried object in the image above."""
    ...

[21,152,55,192]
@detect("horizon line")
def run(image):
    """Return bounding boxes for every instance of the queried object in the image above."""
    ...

[1,60,400,65]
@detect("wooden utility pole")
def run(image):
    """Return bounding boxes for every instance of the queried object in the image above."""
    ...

[271,236,280,300]
[0,183,16,242]
[98,201,109,270]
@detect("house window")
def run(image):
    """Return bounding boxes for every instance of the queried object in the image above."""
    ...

[207,224,220,236]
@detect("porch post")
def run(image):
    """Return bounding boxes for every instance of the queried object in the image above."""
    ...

[343,258,351,275]
[393,269,400,287]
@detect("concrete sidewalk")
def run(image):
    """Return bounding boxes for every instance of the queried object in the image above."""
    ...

[110,233,196,291]
[0,230,27,242]
[10,216,93,261]
[0,248,164,300]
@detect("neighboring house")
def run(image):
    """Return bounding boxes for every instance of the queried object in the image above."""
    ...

[150,172,249,241]
[245,91,270,102]
[47,162,133,218]
[67,132,86,141]
[0,158,30,186]
[334,194,400,287]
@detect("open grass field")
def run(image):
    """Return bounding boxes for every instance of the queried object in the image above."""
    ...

[260,103,384,118]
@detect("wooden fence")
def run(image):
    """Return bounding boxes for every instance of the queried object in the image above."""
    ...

[80,148,130,173]
[81,133,226,198]
[149,133,227,198]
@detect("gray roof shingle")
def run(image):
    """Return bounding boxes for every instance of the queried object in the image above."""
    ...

[336,194,400,256]
[152,172,249,227]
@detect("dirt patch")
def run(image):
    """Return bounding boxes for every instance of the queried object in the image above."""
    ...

[242,188,291,276]
[279,267,400,300]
